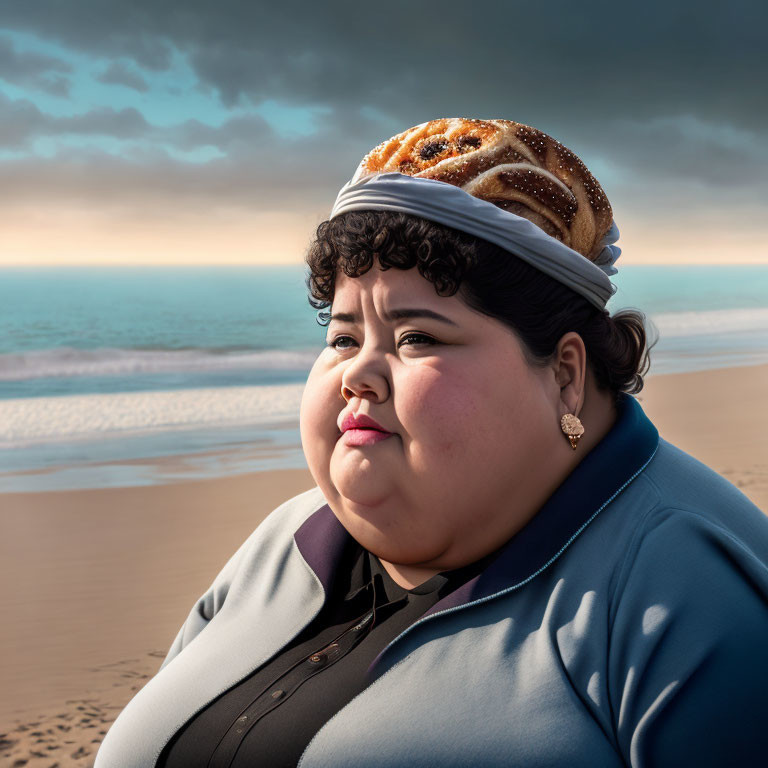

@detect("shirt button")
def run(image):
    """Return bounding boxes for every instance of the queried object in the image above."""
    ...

[271,689,285,700]
[309,654,325,664]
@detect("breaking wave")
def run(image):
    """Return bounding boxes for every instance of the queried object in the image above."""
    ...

[0,384,304,448]
[0,346,320,382]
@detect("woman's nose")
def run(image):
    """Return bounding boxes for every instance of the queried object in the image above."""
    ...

[340,345,390,404]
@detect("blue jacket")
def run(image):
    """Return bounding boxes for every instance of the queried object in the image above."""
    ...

[95,394,768,767]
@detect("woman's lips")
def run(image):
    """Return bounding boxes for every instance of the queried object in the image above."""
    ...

[339,412,394,446]
[341,428,394,447]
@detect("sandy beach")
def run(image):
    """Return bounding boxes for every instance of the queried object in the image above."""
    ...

[1,363,766,767]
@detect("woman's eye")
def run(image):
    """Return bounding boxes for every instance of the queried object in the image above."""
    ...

[399,333,436,347]
[326,335,354,350]
[326,333,436,350]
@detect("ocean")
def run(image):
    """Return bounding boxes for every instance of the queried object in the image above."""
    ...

[2,265,767,492]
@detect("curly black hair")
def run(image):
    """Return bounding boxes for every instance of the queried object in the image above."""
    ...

[305,210,652,397]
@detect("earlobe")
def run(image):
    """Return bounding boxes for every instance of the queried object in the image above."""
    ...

[557,383,581,424]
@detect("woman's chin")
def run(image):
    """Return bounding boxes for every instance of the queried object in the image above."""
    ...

[329,449,394,494]
[325,479,403,531]
[329,475,392,511]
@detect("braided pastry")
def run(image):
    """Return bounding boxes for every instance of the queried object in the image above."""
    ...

[352,118,612,260]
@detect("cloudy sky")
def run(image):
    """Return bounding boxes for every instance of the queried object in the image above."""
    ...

[1,0,765,265]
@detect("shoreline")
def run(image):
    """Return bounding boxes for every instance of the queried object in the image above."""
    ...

[1,363,766,765]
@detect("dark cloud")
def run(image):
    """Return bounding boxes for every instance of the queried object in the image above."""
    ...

[0,104,379,211]
[592,116,768,187]
[60,105,151,138]
[173,114,273,152]
[0,34,72,96]
[37,73,70,97]
[0,146,341,213]
[0,88,374,166]
[0,5,174,70]
[0,92,152,148]
[96,60,149,92]
[1,0,765,132]
[0,93,47,147]
[1,85,766,234]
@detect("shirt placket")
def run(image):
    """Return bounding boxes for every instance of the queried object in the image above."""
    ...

[205,566,406,768]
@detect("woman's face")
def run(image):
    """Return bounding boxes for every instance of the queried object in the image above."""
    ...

[300,260,565,572]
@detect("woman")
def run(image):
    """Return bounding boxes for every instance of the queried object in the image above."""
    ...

[95,119,768,767]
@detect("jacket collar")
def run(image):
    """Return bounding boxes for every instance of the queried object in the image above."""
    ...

[295,393,659,618]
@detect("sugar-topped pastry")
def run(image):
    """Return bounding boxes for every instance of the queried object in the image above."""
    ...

[352,118,613,261]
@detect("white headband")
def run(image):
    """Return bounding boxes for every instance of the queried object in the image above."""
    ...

[330,172,620,310]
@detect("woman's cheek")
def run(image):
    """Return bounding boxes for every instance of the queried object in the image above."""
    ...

[425,365,522,480]
[398,367,480,463]
[402,360,476,426]
[300,364,340,471]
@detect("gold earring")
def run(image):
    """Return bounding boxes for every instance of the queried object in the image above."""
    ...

[560,413,584,450]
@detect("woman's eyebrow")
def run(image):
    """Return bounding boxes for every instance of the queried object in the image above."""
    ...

[329,308,458,326]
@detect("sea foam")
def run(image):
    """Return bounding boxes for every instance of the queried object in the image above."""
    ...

[0,347,319,382]
[0,384,304,448]
[647,307,768,337]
